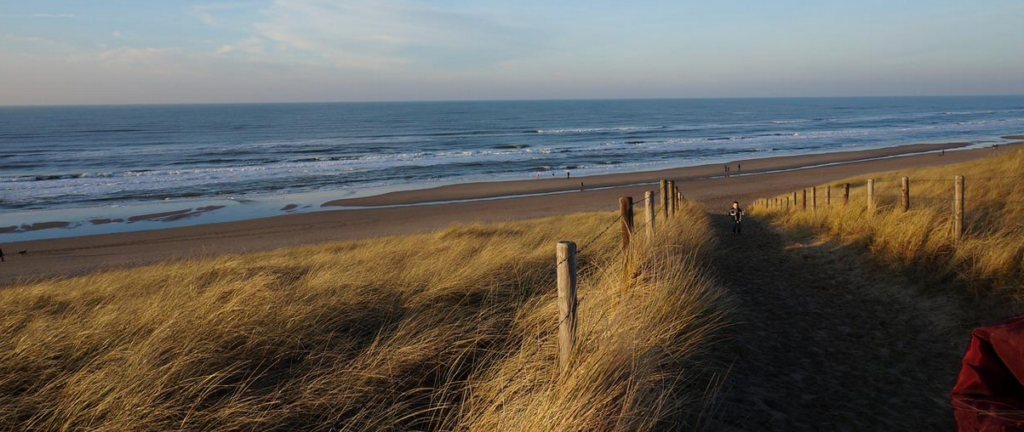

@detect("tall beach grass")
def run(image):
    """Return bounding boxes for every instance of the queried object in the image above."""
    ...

[751,147,1024,299]
[0,204,726,431]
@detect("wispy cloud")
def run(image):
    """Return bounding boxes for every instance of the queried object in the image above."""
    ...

[1,33,76,51]
[245,0,540,70]
[191,3,252,26]
[65,47,208,78]
[215,37,266,55]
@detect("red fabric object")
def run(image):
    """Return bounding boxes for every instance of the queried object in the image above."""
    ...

[952,314,1024,432]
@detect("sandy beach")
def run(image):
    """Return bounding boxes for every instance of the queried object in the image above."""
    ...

[0,141,1018,285]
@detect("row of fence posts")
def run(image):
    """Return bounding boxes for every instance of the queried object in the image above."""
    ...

[754,175,967,241]
[556,178,682,369]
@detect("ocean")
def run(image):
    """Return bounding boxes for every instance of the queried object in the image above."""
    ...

[2,96,1023,241]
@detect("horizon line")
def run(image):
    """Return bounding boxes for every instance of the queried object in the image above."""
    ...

[2,93,1023,109]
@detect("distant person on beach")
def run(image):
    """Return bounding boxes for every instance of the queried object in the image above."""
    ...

[729,201,744,234]
[566,172,571,179]
[737,164,742,172]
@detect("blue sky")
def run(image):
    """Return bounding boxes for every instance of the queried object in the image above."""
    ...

[1,0,1023,105]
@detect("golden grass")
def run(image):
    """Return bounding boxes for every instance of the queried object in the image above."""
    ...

[0,203,725,431]
[752,147,1024,298]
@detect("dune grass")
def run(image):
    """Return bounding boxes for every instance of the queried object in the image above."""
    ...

[0,203,725,431]
[751,146,1024,299]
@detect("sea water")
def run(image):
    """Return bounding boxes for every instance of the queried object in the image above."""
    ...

[2,96,1023,240]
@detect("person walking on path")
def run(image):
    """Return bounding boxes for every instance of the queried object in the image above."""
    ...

[729,201,744,234]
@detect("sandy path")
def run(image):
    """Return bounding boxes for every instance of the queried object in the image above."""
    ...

[706,215,988,431]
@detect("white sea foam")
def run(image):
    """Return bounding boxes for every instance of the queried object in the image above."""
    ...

[4,107,1024,211]
[534,126,664,134]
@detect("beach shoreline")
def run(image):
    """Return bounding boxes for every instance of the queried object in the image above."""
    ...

[0,140,1019,285]
[324,142,972,208]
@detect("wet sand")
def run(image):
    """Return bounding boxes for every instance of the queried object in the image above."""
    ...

[0,221,74,235]
[0,141,1018,285]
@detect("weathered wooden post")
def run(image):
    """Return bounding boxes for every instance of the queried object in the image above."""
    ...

[620,196,635,282]
[668,180,677,217]
[674,182,680,215]
[812,186,817,212]
[644,191,656,237]
[868,179,876,212]
[954,175,965,241]
[901,177,910,212]
[619,197,634,252]
[827,185,831,205]
[844,183,850,206]
[659,180,669,220]
[669,182,675,216]
[556,241,578,370]
[802,189,807,210]
[793,191,798,207]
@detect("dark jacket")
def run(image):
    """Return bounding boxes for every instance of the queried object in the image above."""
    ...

[729,208,743,222]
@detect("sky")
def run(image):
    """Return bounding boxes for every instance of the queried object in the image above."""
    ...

[1,0,1023,105]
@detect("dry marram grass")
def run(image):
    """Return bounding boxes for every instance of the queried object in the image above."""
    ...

[752,147,1024,298]
[0,204,725,431]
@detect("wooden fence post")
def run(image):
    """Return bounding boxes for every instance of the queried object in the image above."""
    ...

[620,196,634,282]
[812,186,817,212]
[668,180,677,217]
[674,182,680,215]
[619,197,633,252]
[802,189,807,210]
[901,177,910,212]
[827,185,831,206]
[557,241,578,370]
[867,179,875,212]
[954,175,965,241]
[659,180,669,220]
[844,183,850,206]
[669,181,675,216]
[644,191,655,237]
